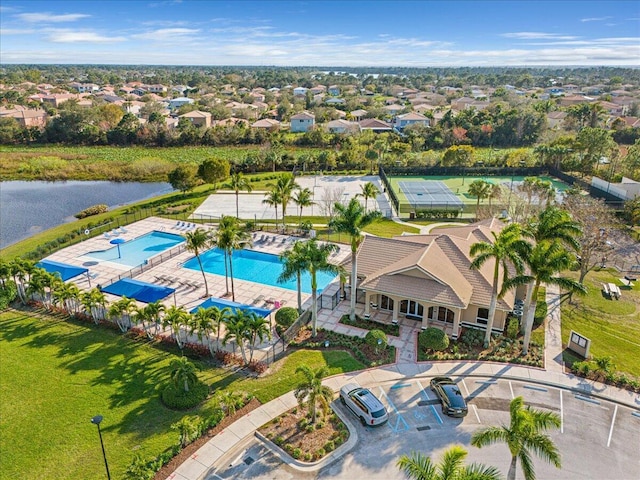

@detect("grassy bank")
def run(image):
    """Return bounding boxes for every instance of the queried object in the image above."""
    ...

[0,309,365,480]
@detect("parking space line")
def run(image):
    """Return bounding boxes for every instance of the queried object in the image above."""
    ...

[417,380,443,424]
[461,379,471,397]
[509,381,515,399]
[523,385,548,392]
[475,380,497,385]
[471,404,481,424]
[607,405,618,448]
[632,411,640,419]
[560,390,564,434]
[575,394,601,405]
[390,383,412,389]
[378,387,409,433]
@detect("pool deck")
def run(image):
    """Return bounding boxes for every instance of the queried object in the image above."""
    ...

[42,217,350,354]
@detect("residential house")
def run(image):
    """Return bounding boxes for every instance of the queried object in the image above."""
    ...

[546,111,567,129]
[324,119,359,134]
[598,101,627,117]
[290,111,315,132]
[293,86,308,97]
[451,97,490,111]
[225,101,259,119]
[328,85,340,96]
[0,108,48,127]
[69,82,99,93]
[359,118,393,133]
[179,110,212,128]
[42,94,79,107]
[147,84,168,94]
[309,85,326,95]
[168,97,195,110]
[325,97,346,106]
[384,104,406,116]
[341,219,521,339]
[558,95,594,107]
[251,118,281,129]
[394,112,430,131]
[350,109,367,121]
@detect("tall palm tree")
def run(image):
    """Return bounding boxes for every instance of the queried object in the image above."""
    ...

[169,356,199,393]
[295,239,342,336]
[245,312,271,363]
[10,258,34,304]
[184,227,212,297]
[52,281,81,316]
[468,179,491,220]
[81,288,108,324]
[397,445,503,480]
[471,396,561,480]
[359,181,380,212]
[329,198,382,321]
[227,172,253,218]
[519,207,581,335]
[292,187,314,224]
[163,305,190,350]
[278,240,308,313]
[506,241,586,355]
[215,216,251,301]
[26,268,56,307]
[294,364,333,424]
[262,189,282,232]
[272,173,300,232]
[190,306,216,356]
[470,223,529,348]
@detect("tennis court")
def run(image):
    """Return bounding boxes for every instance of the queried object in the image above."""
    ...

[398,180,464,210]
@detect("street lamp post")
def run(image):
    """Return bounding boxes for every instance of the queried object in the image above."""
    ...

[91,415,111,480]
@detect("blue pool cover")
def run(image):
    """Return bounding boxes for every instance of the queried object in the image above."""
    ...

[191,297,272,318]
[102,278,175,303]
[36,259,88,281]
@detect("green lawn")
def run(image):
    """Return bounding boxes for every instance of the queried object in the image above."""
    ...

[561,269,640,377]
[0,310,365,480]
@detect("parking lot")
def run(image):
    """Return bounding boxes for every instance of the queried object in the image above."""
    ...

[209,377,640,480]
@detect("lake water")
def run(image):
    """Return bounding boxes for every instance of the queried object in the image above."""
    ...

[0,181,173,249]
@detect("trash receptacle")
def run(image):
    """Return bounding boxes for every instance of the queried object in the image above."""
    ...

[409,211,416,219]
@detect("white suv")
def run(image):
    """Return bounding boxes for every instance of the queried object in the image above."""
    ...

[339,382,388,427]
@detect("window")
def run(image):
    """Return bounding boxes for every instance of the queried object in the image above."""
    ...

[437,307,454,324]
[380,295,394,311]
[476,308,489,325]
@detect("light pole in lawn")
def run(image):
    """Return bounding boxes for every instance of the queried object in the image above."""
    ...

[90,415,111,480]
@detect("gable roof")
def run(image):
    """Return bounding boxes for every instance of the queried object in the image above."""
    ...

[359,118,393,130]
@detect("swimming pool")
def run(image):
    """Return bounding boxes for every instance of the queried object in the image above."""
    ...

[183,248,337,294]
[85,231,184,268]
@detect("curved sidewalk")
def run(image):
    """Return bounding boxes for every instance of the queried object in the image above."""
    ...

[169,360,640,480]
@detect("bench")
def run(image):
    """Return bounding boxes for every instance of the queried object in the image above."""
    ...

[602,283,611,297]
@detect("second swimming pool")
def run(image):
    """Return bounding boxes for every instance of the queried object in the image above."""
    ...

[183,248,337,294]
[85,231,184,267]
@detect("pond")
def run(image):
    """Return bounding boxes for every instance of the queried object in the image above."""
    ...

[0,180,173,249]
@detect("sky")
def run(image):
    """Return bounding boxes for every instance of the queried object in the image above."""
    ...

[1,0,639,67]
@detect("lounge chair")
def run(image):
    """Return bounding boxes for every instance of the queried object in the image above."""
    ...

[103,232,111,239]
[119,226,128,234]
[173,221,181,229]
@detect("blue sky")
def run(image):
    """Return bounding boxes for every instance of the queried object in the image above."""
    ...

[1,1,638,66]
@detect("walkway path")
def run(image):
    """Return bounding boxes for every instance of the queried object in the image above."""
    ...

[545,283,565,373]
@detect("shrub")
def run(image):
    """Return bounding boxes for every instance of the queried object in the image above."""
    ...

[365,329,388,350]
[161,381,209,410]
[305,424,315,433]
[324,440,335,452]
[75,204,108,219]
[315,448,326,459]
[0,280,18,309]
[275,307,299,330]
[418,327,449,352]
[506,317,519,339]
[534,299,547,326]
[460,328,484,348]
[292,448,302,459]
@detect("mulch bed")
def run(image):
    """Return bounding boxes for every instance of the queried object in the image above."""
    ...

[293,328,393,365]
[154,397,261,480]
[259,407,349,462]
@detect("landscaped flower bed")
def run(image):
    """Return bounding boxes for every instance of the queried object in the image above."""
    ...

[259,407,349,462]
[339,314,400,337]
[417,327,544,368]
[290,327,396,366]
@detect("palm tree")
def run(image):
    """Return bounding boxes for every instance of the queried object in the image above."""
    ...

[245,312,271,363]
[519,207,581,336]
[329,198,382,321]
[470,223,529,348]
[26,268,56,307]
[278,240,308,313]
[272,173,300,232]
[227,172,253,218]
[471,396,561,480]
[163,305,190,350]
[397,445,503,480]
[262,189,282,232]
[292,187,314,224]
[468,179,491,219]
[215,216,251,301]
[169,356,199,393]
[108,296,136,332]
[81,288,108,324]
[296,239,342,336]
[190,306,216,356]
[359,182,380,212]
[222,310,251,365]
[184,227,212,297]
[294,364,333,424]
[52,281,81,315]
[506,241,586,355]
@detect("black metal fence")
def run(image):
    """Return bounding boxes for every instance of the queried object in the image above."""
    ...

[319,289,341,311]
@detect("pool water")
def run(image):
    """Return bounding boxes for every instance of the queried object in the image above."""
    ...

[85,231,184,268]
[183,248,337,294]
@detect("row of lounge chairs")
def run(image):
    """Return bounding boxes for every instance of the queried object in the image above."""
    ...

[173,221,197,231]
[103,226,128,239]
[154,274,203,290]
[253,233,297,246]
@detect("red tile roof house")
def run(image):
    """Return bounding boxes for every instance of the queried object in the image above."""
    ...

[394,112,431,131]
[179,110,212,128]
[251,118,281,129]
[341,219,523,339]
[290,111,315,132]
[0,108,48,127]
[358,118,393,132]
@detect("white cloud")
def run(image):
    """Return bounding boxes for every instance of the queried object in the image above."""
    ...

[0,28,35,35]
[501,32,578,40]
[131,28,200,41]
[581,16,613,22]
[47,30,126,43]
[16,12,90,23]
